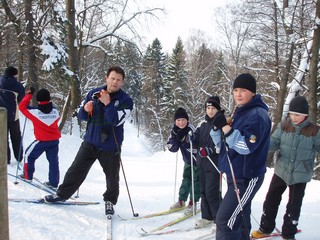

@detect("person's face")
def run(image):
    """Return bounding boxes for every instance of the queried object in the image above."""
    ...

[175,118,188,129]
[206,106,219,118]
[233,88,255,106]
[106,71,124,93]
[289,113,307,125]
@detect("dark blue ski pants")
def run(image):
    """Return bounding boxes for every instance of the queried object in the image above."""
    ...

[216,175,264,240]
[25,139,59,187]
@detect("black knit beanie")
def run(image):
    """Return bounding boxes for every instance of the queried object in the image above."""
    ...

[36,89,51,102]
[205,96,221,110]
[174,107,189,121]
[289,96,308,116]
[4,66,18,77]
[233,73,256,93]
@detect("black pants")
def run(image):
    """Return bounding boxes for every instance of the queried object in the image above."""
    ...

[57,141,120,204]
[7,119,23,163]
[199,168,221,222]
[259,174,306,239]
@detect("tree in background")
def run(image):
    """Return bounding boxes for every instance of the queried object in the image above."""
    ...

[0,0,318,178]
[141,38,167,151]
[121,42,143,136]
[186,42,217,124]
[161,37,188,140]
[0,0,163,133]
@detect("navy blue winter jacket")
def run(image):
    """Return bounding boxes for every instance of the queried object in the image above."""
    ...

[167,123,197,165]
[210,94,271,180]
[0,75,25,122]
[78,85,133,152]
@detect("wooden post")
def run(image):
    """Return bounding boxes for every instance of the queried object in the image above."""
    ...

[0,107,9,240]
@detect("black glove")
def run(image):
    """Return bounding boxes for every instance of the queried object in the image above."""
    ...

[28,86,35,95]
[212,110,227,130]
[199,147,213,158]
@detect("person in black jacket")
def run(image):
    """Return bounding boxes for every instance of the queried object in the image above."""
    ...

[0,66,25,164]
[193,96,222,231]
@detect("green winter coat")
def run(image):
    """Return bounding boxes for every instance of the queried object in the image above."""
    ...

[271,117,320,185]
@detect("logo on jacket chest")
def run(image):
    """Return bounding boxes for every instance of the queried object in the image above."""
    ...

[249,135,257,143]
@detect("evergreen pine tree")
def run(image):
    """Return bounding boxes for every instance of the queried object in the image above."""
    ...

[141,38,167,151]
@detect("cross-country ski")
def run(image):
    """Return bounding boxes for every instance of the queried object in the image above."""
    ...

[106,215,112,240]
[138,209,200,235]
[7,172,56,194]
[251,229,302,240]
[119,206,185,220]
[9,198,100,205]
[137,222,211,236]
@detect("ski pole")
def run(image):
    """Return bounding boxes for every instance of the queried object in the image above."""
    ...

[112,127,139,217]
[206,155,227,182]
[188,130,195,217]
[14,117,27,184]
[219,173,222,205]
[173,151,178,202]
[74,188,80,198]
[120,159,139,217]
[205,154,269,234]
[191,154,227,183]
[223,137,250,240]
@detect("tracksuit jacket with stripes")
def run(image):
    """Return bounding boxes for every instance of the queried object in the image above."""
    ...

[210,94,271,240]
[19,93,61,187]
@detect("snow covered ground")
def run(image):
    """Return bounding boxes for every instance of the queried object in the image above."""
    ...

[6,116,320,239]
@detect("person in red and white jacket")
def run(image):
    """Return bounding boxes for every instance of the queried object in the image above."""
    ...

[19,87,61,188]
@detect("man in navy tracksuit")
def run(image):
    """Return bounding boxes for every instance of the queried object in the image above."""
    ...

[0,66,25,164]
[210,73,271,240]
[44,66,133,216]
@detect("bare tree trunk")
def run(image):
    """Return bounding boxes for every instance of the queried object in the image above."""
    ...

[59,89,72,132]
[59,0,81,131]
[271,0,295,132]
[308,0,320,123]
[271,0,282,133]
[268,1,281,167]
[25,0,39,105]
[1,0,24,83]
[309,0,320,181]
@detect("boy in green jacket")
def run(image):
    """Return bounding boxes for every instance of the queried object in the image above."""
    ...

[252,96,320,240]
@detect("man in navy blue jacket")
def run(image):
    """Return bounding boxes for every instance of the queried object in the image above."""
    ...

[44,66,133,215]
[0,66,25,164]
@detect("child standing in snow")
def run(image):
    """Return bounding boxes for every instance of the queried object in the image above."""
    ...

[19,88,61,189]
[167,107,200,215]
[251,96,320,240]
[193,96,222,231]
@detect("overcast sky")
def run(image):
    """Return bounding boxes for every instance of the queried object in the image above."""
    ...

[142,0,226,52]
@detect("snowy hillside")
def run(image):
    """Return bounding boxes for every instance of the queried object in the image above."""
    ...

[7,116,320,239]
